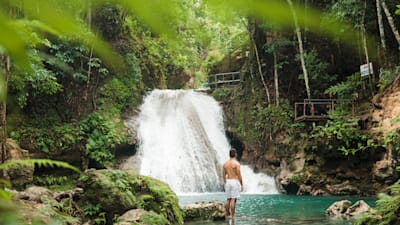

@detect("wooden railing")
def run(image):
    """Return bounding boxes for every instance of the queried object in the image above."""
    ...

[294,99,354,122]
[208,71,241,89]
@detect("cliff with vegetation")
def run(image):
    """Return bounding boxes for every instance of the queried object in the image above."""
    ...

[208,1,400,197]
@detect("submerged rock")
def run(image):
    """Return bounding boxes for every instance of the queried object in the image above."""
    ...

[326,200,371,218]
[326,200,352,216]
[346,200,371,217]
[182,200,225,221]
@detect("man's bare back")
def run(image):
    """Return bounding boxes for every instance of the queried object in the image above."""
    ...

[223,159,243,191]
[223,159,241,181]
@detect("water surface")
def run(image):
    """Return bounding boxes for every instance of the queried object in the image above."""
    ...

[179,193,375,225]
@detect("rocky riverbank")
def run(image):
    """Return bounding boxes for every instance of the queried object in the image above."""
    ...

[3,167,183,225]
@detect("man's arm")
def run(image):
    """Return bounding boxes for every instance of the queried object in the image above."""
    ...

[237,163,243,191]
[222,166,226,183]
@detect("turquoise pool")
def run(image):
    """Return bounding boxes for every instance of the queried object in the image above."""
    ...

[179,193,376,225]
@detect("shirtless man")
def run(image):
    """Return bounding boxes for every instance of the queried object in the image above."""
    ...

[222,148,243,219]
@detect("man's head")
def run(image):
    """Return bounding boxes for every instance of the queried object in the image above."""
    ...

[229,148,237,158]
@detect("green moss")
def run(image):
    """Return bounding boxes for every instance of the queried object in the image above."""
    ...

[79,169,183,225]
[291,172,307,184]
[138,176,184,225]
[141,210,169,225]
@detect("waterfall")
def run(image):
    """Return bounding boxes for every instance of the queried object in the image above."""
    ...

[134,89,278,194]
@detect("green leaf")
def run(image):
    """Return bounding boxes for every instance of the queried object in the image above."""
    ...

[0,159,80,173]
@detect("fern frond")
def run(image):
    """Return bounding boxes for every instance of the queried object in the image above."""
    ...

[0,159,80,173]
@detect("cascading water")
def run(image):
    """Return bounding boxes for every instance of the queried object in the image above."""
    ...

[134,89,278,194]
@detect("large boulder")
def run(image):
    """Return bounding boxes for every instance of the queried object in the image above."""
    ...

[346,200,371,217]
[13,186,53,203]
[326,200,371,218]
[326,200,352,217]
[182,201,225,221]
[2,139,34,190]
[9,186,82,225]
[78,169,183,224]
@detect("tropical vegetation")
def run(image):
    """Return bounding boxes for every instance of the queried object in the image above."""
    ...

[0,0,400,224]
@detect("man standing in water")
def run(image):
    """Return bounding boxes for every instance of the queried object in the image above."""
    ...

[223,148,243,219]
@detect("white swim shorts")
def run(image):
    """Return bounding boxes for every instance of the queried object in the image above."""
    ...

[225,179,241,199]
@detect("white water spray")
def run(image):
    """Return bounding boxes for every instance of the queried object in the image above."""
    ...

[134,89,278,194]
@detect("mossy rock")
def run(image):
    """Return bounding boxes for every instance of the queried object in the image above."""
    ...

[114,208,169,225]
[78,169,183,224]
[78,169,138,217]
[135,176,183,224]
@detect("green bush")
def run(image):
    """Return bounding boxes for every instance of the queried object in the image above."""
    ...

[98,53,142,112]
[78,113,127,168]
[211,87,233,100]
[325,72,364,100]
[10,122,81,155]
[311,114,378,155]
[377,67,400,92]
[10,112,127,168]
[233,99,294,146]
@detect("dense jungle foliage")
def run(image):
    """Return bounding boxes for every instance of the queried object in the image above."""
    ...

[0,0,400,225]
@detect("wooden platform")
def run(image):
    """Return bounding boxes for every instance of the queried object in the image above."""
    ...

[294,99,354,122]
[208,71,241,89]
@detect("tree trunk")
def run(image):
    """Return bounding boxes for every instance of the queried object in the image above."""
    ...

[362,0,374,96]
[0,55,10,163]
[248,19,271,104]
[253,41,271,104]
[376,0,386,53]
[273,52,279,106]
[381,0,400,50]
[287,0,311,99]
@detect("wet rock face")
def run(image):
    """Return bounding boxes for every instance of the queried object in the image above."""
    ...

[182,201,225,221]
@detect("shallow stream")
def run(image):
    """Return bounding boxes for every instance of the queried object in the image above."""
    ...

[179,193,375,225]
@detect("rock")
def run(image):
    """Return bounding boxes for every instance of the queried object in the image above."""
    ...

[326,181,360,195]
[13,186,53,203]
[297,184,312,195]
[372,160,394,180]
[78,169,183,224]
[346,200,371,217]
[10,186,81,224]
[114,209,169,225]
[326,200,371,218]
[3,163,34,191]
[311,189,328,196]
[182,201,225,221]
[326,200,352,216]
[6,139,30,160]
[2,139,34,190]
